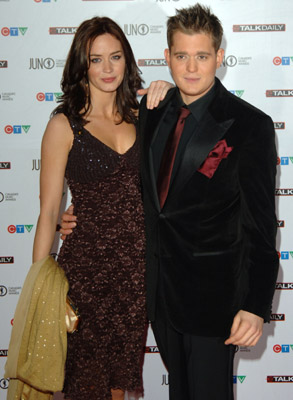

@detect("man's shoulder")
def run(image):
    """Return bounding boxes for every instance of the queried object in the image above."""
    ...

[216,80,272,123]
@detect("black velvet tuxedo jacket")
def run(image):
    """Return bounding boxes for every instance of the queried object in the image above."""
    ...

[139,78,279,337]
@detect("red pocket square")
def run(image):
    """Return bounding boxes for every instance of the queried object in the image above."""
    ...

[197,139,233,179]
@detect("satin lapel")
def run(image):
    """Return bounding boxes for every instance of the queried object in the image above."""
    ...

[167,110,235,201]
[142,99,174,212]
[149,101,174,211]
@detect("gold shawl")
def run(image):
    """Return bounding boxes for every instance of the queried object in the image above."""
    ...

[4,256,69,400]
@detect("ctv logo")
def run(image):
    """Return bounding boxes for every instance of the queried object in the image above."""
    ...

[273,344,293,353]
[36,92,62,102]
[273,57,293,66]
[277,157,293,166]
[277,251,293,260]
[7,225,33,234]
[1,27,28,36]
[233,376,246,384]
[267,376,293,383]
[229,90,244,98]
[4,125,30,134]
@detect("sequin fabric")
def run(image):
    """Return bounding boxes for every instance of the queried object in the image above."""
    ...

[57,121,147,400]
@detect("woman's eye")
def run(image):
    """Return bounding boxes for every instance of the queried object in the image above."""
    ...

[112,55,121,60]
[91,58,101,63]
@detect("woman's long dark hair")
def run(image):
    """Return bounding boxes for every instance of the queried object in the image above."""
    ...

[54,17,143,125]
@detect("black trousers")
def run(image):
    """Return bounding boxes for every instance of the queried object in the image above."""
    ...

[151,297,236,400]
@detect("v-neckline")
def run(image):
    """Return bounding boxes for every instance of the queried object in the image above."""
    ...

[82,126,136,156]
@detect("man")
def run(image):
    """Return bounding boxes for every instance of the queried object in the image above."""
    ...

[138,4,278,400]
[61,4,279,399]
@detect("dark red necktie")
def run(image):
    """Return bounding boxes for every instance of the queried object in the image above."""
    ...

[157,107,190,208]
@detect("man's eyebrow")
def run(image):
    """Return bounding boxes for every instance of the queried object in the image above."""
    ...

[173,51,212,56]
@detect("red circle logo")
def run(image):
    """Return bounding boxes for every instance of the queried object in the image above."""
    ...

[273,344,282,353]
[11,319,14,326]
[36,92,45,101]
[1,27,10,36]
[273,57,282,66]
[7,225,16,234]
[4,125,13,134]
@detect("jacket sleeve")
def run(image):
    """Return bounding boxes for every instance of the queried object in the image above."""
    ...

[238,112,279,322]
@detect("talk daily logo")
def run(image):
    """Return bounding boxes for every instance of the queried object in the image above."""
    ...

[4,125,30,134]
[36,92,62,102]
[0,257,14,264]
[34,0,58,2]
[1,27,28,36]
[233,376,246,384]
[266,90,293,97]
[0,162,11,170]
[274,122,285,130]
[275,189,293,196]
[270,313,285,321]
[273,57,293,66]
[229,90,244,98]
[144,346,160,353]
[233,24,285,32]
[49,27,77,35]
[0,61,8,68]
[267,376,293,383]
[273,344,293,353]
[275,283,293,290]
[7,225,34,234]
[138,59,167,67]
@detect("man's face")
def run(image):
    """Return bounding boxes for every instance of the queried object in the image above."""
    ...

[165,31,224,104]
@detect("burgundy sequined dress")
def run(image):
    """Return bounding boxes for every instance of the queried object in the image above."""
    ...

[57,120,147,400]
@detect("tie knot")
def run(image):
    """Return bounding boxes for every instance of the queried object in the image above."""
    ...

[179,107,190,121]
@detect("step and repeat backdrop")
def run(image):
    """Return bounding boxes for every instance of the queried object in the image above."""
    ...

[0,0,292,399]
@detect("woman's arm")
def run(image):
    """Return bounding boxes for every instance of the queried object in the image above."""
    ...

[32,113,73,263]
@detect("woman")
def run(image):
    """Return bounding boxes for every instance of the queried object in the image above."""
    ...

[33,16,171,400]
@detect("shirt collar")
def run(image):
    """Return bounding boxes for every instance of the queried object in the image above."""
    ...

[176,79,217,122]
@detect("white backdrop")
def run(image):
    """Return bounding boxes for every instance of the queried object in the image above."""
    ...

[1,0,293,399]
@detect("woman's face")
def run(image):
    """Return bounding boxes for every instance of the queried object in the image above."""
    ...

[87,33,126,95]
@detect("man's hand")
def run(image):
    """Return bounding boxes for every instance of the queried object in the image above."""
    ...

[137,80,174,110]
[59,204,77,240]
[225,310,264,347]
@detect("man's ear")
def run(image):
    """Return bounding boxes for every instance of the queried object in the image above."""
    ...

[216,48,224,69]
[164,48,170,67]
